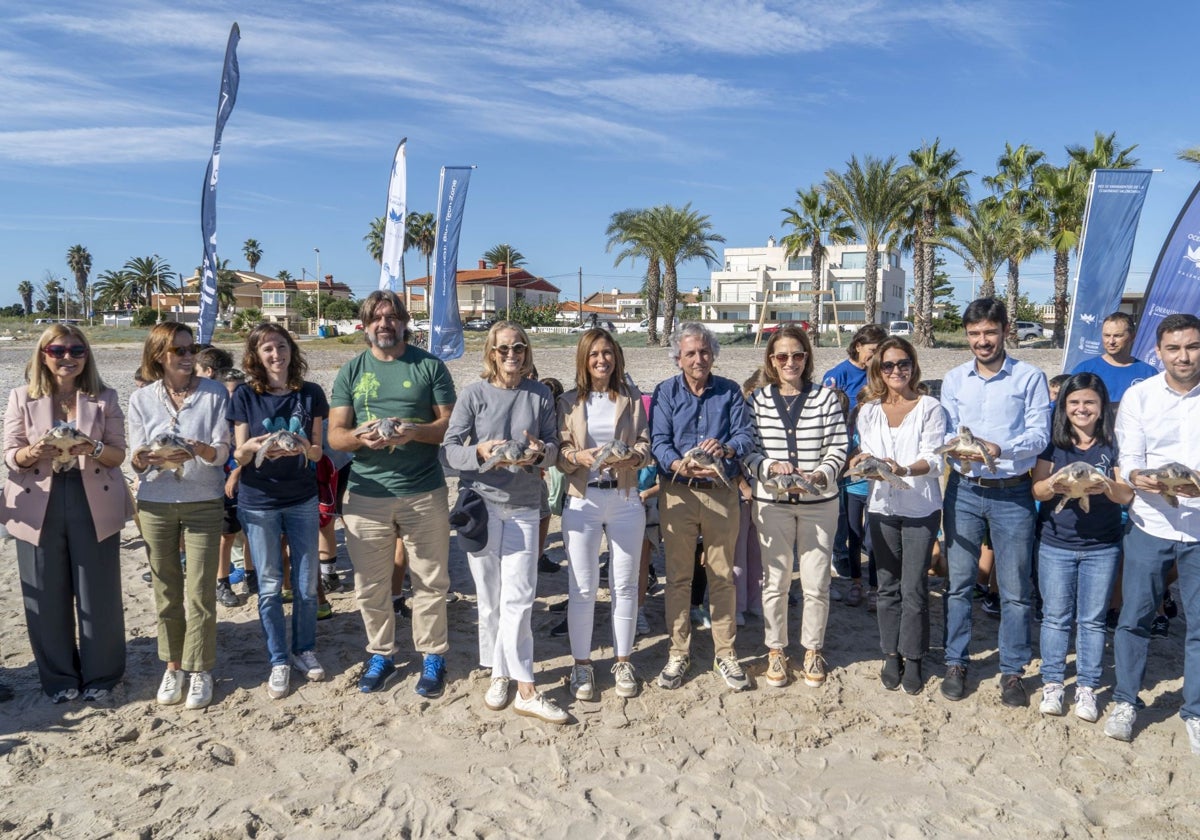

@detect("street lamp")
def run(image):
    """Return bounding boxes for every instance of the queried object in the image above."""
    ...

[314,247,321,335]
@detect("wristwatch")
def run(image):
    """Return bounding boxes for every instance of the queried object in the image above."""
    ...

[91,440,105,459]
[895,464,908,477]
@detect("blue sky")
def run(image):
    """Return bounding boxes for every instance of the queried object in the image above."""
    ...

[1,0,1197,312]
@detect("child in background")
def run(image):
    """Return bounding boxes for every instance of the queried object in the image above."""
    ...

[838,388,877,610]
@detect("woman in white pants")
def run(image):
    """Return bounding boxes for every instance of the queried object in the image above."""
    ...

[441,322,564,723]
[557,329,650,701]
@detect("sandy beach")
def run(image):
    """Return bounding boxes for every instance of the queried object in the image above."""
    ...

[0,337,1195,838]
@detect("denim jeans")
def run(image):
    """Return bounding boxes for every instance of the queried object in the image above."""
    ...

[240,498,320,666]
[1113,525,1200,720]
[1036,541,1119,688]
[943,474,1036,675]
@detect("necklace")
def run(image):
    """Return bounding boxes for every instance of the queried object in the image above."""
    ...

[57,388,78,415]
[164,374,195,398]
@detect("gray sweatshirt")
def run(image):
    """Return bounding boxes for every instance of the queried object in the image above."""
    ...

[128,377,231,503]
[440,379,559,508]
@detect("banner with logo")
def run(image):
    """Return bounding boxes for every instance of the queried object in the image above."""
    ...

[378,139,407,292]
[429,166,474,362]
[1062,169,1153,371]
[197,23,241,344]
[1130,179,1200,370]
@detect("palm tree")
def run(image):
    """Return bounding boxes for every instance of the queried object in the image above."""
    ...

[123,255,177,321]
[1067,131,1140,173]
[823,155,915,325]
[243,239,263,272]
[606,208,662,344]
[66,244,92,319]
[1179,146,1200,165]
[984,143,1046,346]
[94,269,138,309]
[408,211,437,312]
[276,269,293,281]
[17,280,34,316]
[483,244,526,268]
[931,198,1019,301]
[639,204,724,345]
[902,141,972,347]
[364,216,385,264]
[1031,164,1086,347]
[779,186,854,345]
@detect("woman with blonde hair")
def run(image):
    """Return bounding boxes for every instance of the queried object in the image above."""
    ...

[128,322,230,710]
[3,325,131,702]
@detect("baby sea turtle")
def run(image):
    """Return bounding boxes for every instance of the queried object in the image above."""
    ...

[593,440,634,471]
[480,439,538,473]
[134,433,196,479]
[761,470,823,498]
[36,423,99,472]
[675,446,733,489]
[935,426,997,474]
[353,417,414,453]
[846,456,910,490]
[1046,462,1113,514]
[1138,462,1200,508]
[254,429,308,468]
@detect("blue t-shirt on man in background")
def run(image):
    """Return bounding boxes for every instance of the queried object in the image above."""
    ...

[1070,355,1157,405]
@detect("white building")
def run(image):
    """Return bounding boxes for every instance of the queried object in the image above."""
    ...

[707,238,907,330]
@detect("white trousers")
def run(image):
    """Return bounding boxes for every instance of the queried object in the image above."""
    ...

[562,488,646,660]
[467,501,539,683]
[754,498,837,652]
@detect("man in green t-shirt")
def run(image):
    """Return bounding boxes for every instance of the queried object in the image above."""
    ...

[328,291,457,697]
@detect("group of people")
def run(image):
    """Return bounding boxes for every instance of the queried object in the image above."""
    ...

[2,293,1197,756]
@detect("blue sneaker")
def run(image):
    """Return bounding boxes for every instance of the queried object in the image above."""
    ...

[358,655,396,693]
[228,567,246,585]
[415,653,447,698]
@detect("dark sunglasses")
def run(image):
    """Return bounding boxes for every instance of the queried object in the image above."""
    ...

[42,345,88,359]
[772,351,807,364]
[495,343,527,355]
[880,359,913,374]
[167,345,198,357]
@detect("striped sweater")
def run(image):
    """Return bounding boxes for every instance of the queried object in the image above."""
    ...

[744,383,848,504]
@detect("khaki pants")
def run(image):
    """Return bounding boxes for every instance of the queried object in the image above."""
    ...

[754,498,837,652]
[661,481,739,659]
[343,488,450,658]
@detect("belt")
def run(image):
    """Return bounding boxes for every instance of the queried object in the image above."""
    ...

[587,479,619,490]
[958,472,1030,489]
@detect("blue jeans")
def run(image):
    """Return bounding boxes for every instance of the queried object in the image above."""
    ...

[1037,541,1119,688]
[240,498,320,666]
[943,474,1036,675]
[1113,525,1200,720]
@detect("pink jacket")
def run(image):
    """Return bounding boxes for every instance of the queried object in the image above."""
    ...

[3,386,133,544]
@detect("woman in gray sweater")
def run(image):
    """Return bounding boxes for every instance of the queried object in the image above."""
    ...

[441,322,563,724]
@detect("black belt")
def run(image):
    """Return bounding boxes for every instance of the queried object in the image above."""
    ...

[587,479,619,490]
[958,472,1030,489]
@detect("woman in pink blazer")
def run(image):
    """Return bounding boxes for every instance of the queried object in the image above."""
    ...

[2,325,131,703]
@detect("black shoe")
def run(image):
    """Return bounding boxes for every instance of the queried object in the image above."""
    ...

[1000,673,1027,708]
[901,658,923,695]
[538,554,561,573]
[880,655,903,691]
[549,599,568,613]
[549,618,568,638]
[244,569,259,595]
[981,593,1001,617]
[321,571,343,594]
[942,665,967,701]
[1151,615,1169,638]
[1105,607,1120,630]
[1163,593,1178,619]
[393,596,412,618]
[216,580,240,608]
[973,583,989,600]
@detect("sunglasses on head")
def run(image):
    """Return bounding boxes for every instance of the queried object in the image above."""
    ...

[495,343,527,355]
[42,345,88,359]
[880,359,913,374]
[167,345,198,357]
[772,351,807,364]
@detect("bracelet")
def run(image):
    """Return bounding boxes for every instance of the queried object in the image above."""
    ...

[92,440,105,459]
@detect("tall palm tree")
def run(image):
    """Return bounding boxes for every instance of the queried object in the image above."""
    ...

[779,186,854,345]
[930,198,1019,301]
[1067,131,1140,173]
[902,141,972,347]
[94,269,138,309]
[1179,146,1200,165]
[364,216,385,264]
[408,211,437,313]
[483,244,526,268]
[606,209,662,344]
[823,155,915,325]
[1031,164,1086,347]
[984,143,1046,346]
[276,269,293,281]
[123,256,177,321]
[243,238,263,272]
[17,280,34,316]
[639,204,724,345]
[66,244,92,318]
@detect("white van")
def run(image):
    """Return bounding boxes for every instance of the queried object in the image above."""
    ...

[888,320,913,336]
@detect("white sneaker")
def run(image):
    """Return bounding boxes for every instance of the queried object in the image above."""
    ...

[714,655,750,691]
[570,663,596,701]
[1039,683,1065,716]
[657,655,690,690]
[185,671,213,710]
[156,668,184,706]
[635,608,651,636]
[1075,686,1099,723]
[513,690,569,724]
[485,676,511,711]
[611,661,639,698]
[267,664,290,700]
[292,650,326,681]
[1185,717,1200,756]
[1104,701,1137,742]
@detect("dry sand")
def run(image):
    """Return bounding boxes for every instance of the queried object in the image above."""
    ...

[0,338,1195,838]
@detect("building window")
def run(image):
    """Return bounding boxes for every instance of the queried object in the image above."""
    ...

[775,281,792,292]
[787,255,813,271]
[833,281,864,302]
[262,291,288,307]
[841,252,866,269]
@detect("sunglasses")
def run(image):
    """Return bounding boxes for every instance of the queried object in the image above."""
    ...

[772,351,807,364]
[880,359,913,374]
[167,345,198,357]
[42,345,88,359]
[495,343,527,355]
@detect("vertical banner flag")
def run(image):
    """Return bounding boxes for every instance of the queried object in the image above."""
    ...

[197,23,241,344]
[429,166,475,362]
[1062,168,1154,372]
[1130,179,1200,371]
[378,139,407,291]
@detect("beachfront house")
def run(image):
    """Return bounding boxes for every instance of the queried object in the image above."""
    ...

[407,260,561,319]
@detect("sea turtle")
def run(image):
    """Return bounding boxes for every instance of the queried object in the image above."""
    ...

[254,429,308,468]
[935,426,997,474]
[35,423,99,472]
[1046,461,1113,514]
[593,440,634,471]
[674,446,733,490]
[761,470,823,498]
[846,456,911,490]
[134,433,196,479]
[353,417,414,453]
[480,439,538,472]
[1138,462,1200,508]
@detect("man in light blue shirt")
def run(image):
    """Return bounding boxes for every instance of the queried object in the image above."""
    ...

[939,298,1050,707]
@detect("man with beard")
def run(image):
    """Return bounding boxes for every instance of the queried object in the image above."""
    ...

[328,291,457,696]
[1105,313,1200,754]
[939,298,1050,706]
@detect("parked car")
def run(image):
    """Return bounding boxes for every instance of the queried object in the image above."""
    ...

[888,320,914,336]
[464,318,494,331]
[759,320,811,336]
[1014,320,1044,341]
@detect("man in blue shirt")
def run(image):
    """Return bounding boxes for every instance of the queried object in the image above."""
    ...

[1071,312,1157,406]
[651,323,755,693]
[939,298,1050,707]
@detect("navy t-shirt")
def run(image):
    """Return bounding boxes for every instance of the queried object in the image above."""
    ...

[229,382,330,510]
[1036,439,1121,548]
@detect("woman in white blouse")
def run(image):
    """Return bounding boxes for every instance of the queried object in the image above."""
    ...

[849,337,946,695]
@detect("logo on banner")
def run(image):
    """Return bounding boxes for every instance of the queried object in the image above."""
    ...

[1079,313,1096,325]
[1186,245,1200,269]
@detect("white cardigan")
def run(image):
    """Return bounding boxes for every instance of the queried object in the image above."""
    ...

[856,395,946,518]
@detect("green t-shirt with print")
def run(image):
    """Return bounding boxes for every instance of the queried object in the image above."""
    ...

[330,346,457,497]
